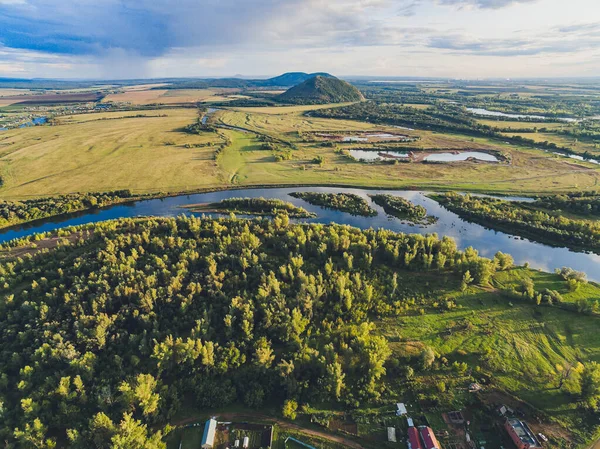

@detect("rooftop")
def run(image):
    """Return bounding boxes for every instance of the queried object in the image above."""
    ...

[507,418,541,448]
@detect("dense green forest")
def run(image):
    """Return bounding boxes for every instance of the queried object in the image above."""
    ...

[0,191,136,230]
[433,193,600,253]
[184,197,315,217]
[534,192,600,218]
[277,76,364,104]
[0,215,508,448]
[289,192,376,216]
[369,194,437,224]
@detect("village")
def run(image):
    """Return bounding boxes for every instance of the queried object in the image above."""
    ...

[171,395,548,449]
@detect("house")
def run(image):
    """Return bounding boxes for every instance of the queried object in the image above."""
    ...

[243,436,250,448]
[201,418,217,449]
[407,427,423,449]
[387,427,397,443]
[504,418,542,449]
[396,402,408,416]
[418,426,441,449]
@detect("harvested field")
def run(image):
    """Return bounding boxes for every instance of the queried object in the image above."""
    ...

[0,92,103,105]
[102,88,238,105]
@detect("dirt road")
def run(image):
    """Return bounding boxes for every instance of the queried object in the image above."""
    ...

[176,412,367,449]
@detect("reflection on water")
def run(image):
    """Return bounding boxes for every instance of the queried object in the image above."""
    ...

[1,187,599,281]
[349,150,409,161]
[425,152,499,162]
[467,107,577,123]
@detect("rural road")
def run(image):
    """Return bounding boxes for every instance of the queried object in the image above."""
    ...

[176,412,367,449]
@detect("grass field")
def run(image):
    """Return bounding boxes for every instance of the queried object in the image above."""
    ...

[378,268,600,442]
[501,131,600,155]
[102,88,238,105]
[1,105,600,198]
[476,119,567,130]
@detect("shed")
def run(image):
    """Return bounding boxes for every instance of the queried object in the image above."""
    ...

[201,418,217,449]
[243,436,250,448]
[387,427,397,442]
[396,403,408,416]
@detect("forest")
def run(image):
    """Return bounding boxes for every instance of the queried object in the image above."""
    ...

[433,193,600,253]
[369,194,437,224]
[0,191,136,230]
[0,215,508,448]
[289,192,377,217]
[183,197,315,218]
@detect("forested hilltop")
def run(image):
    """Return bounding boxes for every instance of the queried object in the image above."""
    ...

[1,216,600,448]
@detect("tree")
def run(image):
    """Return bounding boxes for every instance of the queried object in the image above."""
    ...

[460,271,473,292]
[580,362,600,410]
[282,399,298,420]
[111,413,165,449]
[14,419,56,449]
[421,347,436,370]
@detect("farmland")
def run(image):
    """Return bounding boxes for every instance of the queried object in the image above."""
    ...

[1,103,600,199]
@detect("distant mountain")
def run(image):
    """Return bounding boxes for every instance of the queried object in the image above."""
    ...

[278,76,365,104]
[264,72,334,87]
[160,72,335,89]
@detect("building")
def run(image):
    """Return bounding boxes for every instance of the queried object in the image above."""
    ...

[201,418,217,449]
[504,418,542,449]
[418,426,441,449]
[396,402,408,416]
[408,427,423,449]
[243,436,250,448]
[387,427,397,442]
[407,417,414,427]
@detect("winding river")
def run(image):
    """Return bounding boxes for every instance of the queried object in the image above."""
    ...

[2,187,600,281]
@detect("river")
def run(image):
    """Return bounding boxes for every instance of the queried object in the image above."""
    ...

[1,187,600,281]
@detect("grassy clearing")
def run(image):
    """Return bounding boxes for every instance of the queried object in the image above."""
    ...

[378,271,600,438]
[476,119,566,130]
[492,267,600,307]
[501,131,600,155]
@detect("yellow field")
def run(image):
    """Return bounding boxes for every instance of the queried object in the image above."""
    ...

[0,108,222,196]
[102,88,238,105]
[1,105,599,199]
[501,131,599,154]
[476,119,566,130]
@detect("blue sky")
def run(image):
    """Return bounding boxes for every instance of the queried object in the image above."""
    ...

[0,0,599,79]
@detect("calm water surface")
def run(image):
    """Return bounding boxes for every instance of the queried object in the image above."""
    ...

[2,187,599,280]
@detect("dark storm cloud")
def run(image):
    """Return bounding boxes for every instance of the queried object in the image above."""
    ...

[0,0,311,56]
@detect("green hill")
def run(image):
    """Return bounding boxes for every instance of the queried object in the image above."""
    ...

[265,72,333,86]
[278,75,365,104]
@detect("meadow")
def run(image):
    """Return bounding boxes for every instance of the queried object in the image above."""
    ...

[1,105,600,199]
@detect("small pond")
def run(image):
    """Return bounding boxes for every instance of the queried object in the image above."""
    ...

[349,150,409,161]
[424,152,499,162]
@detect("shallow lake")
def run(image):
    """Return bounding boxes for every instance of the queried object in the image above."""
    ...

[552,152,600,165]
[2,187,600,281]
[424,152,499,162]
[467,107,577,123]
[349,150,409,161]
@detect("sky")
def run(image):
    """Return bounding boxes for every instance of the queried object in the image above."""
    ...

[0,0,599,79]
